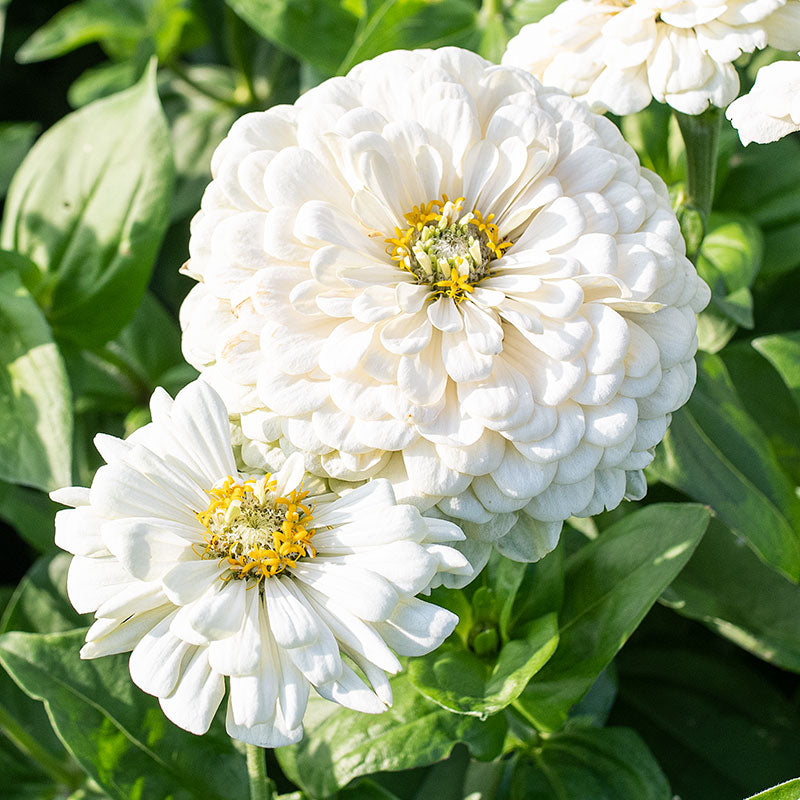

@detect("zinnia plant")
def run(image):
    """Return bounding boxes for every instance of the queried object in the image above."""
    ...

[0,2,799,800]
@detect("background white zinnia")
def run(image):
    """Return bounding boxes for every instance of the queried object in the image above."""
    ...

[726,59,800,144]
[51,379,469,746]
[502,0,800,115]
[180,47,709,575]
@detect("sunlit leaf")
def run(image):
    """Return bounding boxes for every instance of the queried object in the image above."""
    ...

[1,62,174,348]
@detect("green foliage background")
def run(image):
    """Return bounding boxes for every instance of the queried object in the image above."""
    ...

[1,2,799,798]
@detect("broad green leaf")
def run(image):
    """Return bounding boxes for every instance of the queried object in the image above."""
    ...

[753,332,800,415]
[0,253,72,491]
[0,482,60,552]
[516,503,710,731]
[409,614,558,717]
[0,123,39,198]
[68,61,141,108]
[16,0,197,64]
[502,542,565,639]
[1,63,175,348]
[721,341,800,486]
[0,629,248,800]
[336,0,478,74]
[276,672,506,798]
[649,352,800,581]
[511,727,671,800]
[0,554,88,636]
[695,214,762,351]
[225,0,359,76]
[747,779,800,800]
[0,734,57,800]
[716,136,800,278]
[663,519,800,673]
[613,643,800,800]
[15,1,135,64]
[0,555,86,794]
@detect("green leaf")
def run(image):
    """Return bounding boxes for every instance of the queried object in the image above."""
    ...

[502,542,565,640]
[511,727,671,800]
[15,1,136,64]
[716,136,800,278]
[753,332,800,415]
[16,0,198,64]
[663,519,800,673]
[0,481,60,552]
[516,503,710,731]
[0,556,82,794]
[0,629,248,800]
[747,779,800,800]
[1,62,175,348]
[0,554,88,636]
[0,123,39,198]
[613,643,800,800]
[720,341,800,487]
[649,352,800,581]
[68,60,141,108]
[0,252,72,491]
[695,214,762,351]
[409,614,558,717]
[336,0,478,74]
[276,672,506,798]
[225,0,359,76]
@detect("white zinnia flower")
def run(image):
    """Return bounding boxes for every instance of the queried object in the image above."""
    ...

[180,48,709,574]
[502,0,800,115]
[726,58,800,144]
[51,379,469,746]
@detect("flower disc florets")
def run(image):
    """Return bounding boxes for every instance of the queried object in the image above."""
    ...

[386,195,511,300]
[502,0,800,115]
[180,48,710,576]
[196,476,316,580]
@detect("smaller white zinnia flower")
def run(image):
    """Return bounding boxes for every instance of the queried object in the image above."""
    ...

[502,0,800,116]
[726,59,800,144]
[51,379,469,747]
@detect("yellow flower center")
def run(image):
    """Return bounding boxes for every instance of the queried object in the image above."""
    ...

[195,475,316,581]
[385,195,512,302]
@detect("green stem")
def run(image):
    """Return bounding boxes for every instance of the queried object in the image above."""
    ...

[675,106,723,223]
[246,743,273,800]
[0,703,80,789]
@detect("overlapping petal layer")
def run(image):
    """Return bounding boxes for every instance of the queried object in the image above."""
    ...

[52,379,468,746]
[180,48,710,575]
[502,0,800,115]
[726,58,800,144]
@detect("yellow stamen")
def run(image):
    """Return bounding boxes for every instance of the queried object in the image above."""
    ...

[434,266,476,302]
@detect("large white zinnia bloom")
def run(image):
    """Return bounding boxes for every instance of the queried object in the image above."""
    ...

[51,379,468,746]
[726,59,800,144]
[180,48,709,573]
[502,0,800,115]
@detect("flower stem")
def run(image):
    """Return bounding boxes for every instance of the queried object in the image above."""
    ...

[0,703,80,790]
[246,743,274,800]
[675,106,723,223]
